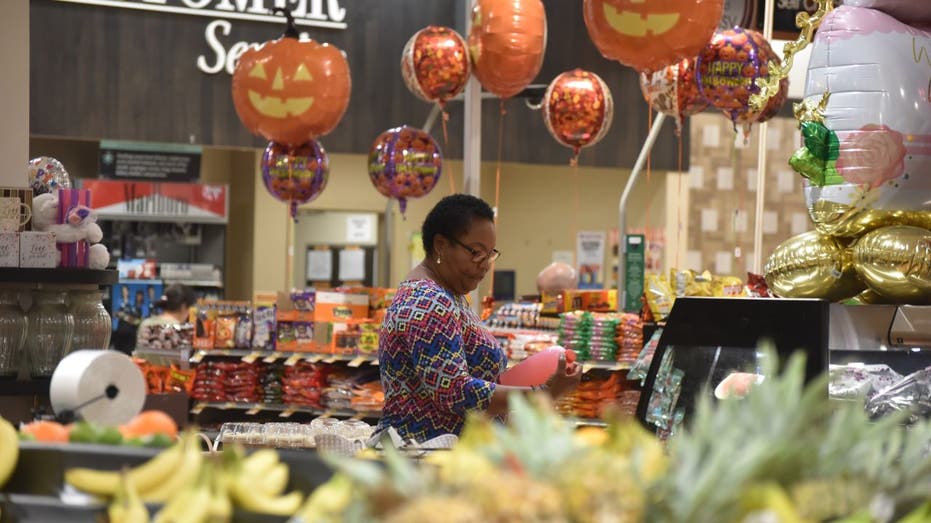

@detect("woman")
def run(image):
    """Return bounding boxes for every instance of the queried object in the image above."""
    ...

[135,284,196,348]
[377,194,581,443]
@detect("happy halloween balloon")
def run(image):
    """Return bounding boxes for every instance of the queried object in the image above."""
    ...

[368,126,442,215]
[261,140,329,219]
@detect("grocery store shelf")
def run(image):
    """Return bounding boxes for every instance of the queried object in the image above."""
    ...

[0,378,50,396]
[190,349,378,366]
[0,268,118,286]
[190,349,630,373]
[190,401,381,419]
[568,417,608,428]
[164,279,224,288]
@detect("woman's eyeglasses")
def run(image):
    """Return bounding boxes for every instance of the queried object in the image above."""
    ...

[450,237,500,264]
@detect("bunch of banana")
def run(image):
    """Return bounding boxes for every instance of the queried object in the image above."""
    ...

[107,471,149,523]
[226,448,304,516]
[0,415,18,490]
[66,431,203,502]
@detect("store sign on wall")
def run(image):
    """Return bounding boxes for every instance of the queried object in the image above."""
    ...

[99,140,202,182]
[80,179,229,224]
[53,0,348,75]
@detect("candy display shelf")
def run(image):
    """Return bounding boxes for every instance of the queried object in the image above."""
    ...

[190,349,379,366]
[0,268,118,286]
[190,401,381,420]
[190,348,631,373]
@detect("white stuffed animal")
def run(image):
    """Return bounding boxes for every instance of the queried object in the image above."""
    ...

[32,192,110,270]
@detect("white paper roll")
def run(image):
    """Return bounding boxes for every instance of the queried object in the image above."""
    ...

[50,350,146,426]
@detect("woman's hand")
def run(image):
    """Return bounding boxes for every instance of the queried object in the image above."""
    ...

[544,352,582,399]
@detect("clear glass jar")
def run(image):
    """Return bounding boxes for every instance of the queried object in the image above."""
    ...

[69,290,111,351]
[27,291,74,378]
[0,291,26,379]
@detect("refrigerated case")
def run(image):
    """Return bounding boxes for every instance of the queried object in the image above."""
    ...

[637,298,931,436]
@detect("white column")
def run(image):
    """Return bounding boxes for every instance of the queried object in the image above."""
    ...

[0,0,29,188]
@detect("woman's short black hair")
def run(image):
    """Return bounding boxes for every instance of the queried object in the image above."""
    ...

[159,284,196,312]
[422,194,494,255]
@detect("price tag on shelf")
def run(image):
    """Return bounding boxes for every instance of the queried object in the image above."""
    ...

[241,352,262,363]
[582,363,595,374]
[222,402,239,410]
[347,357,366,368]
[191,351,206,364]
[307,354,324,363]
[370,359,380,366]
[190,403,206,415]
[278,408,297,418]
[320,410,334,419]
[262,353,281,363]
[323,356,338,363]
[284,354,303,367]
[246,406,262,415]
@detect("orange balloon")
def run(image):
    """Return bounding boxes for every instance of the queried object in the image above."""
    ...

[468,0,547,99]
[583,0,723,73]
[232,35,351,146]
[542,69,614,157]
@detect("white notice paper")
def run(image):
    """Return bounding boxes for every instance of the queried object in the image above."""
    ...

[346,214,374,243]
[306,249,332,281]
[339,249,366,281]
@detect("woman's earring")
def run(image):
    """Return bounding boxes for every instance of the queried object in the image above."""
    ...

[436,258,441,265]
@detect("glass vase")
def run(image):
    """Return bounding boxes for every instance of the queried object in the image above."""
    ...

[0,290,26,379]
[27,291,74,378]
[69,290,112,351]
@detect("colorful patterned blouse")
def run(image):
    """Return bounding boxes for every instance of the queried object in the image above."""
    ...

[376,279,507,442]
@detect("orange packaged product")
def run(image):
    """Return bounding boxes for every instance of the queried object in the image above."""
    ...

[166,365,196,394]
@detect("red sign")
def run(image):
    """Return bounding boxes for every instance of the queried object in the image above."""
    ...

[81,180,228,224]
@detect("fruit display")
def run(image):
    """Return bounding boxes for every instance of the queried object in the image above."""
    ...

[17,410,178,448]
[295,347,931,522]
[63,432,304,522]
[0,416,19,490]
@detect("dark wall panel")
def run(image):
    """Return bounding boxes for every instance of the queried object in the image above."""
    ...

[30,0,688,170]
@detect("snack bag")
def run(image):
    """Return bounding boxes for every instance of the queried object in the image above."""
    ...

[713,276,747,297]
[645,274,674,321]
[252,295,277,351]
[215,314,237,349]
[686,270,714,297]
[669,269,695,297]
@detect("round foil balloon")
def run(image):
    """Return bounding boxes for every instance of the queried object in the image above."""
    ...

[790,6,931,238]
[401,26,471,106]
[852,225,931,304]
[28,157,71,195]
[763,230,865,301]
[639,57,708,134]
[468,0,547,99]
[696,28,778,124]
[583,0,724,73]
[232,16,351,146]
[542,69,614,159]
[261,141,329,219]
[368,126,442,215]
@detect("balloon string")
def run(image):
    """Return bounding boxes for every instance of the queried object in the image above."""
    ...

[441,107,456,194]
[490,99,506,297]
[572,156,580,252]
[644,104,653,267]
[734,133,745,260]
[285,154,294,290]
[676,134,684,270]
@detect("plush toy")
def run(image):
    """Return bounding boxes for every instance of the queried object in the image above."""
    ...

[31,192,110,270]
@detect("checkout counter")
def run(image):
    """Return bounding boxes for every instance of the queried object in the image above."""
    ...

[636,298,931,436]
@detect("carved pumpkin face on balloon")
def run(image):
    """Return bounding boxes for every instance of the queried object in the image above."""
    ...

[583,0,723,73]
[233,37,351,146]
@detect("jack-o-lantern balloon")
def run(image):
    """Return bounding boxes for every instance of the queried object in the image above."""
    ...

[368,126,442,216]
[261,140,329,219]
[696,28,778,125]
[583,0,724,73]
[468,0,547,99]
[542,69,614,160]
[402,26,471,107]
[232,13,351,146]
[639,57,708,134]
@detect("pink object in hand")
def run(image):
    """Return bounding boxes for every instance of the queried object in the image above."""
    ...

[499,346,566,387]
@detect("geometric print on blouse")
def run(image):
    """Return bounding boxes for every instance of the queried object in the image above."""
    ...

[376,278,506,443]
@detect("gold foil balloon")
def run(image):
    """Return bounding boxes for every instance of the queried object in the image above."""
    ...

[764,230,864,301]
[852,225,931,304]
